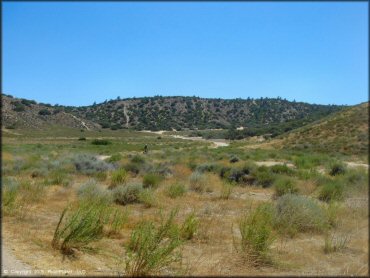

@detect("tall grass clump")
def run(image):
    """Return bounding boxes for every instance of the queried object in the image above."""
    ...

[189,171,208,193]
[107,153,122,163]
[237,203,275,265]
[110,168,128,188]
[165,183,186,199]
[73,153,115,175]
[270,164,294,175]
[2,178,20,215]
[323,231,351,253]
[105,208,129,237]
[274,194,328,237]
[91,139,111,145]
[318,181,344,202]
[142,173,162,189]
[180,212,199,240]
[196,163,220,173]
[138,188,157,208]
[125,209,183,276]
[52,201,110,255]
[274,177,299,198]
[113,183,143,205]
[220,182,234,199]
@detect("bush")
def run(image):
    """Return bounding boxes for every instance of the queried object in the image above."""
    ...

[329,163,346,176]
[238,203,275,264]
[107,153,122,163]
[138,188,157,208]
[52,201,110,255]
[77,180,113,205]
[180,212,199,240]
[195,163,220,173]
[270,164,294,175]
[73,154,115,175]
[323,231,350,253]
[189,172,208,193]
[229,156,240,163]
[165,183,186,198]
[274,178,299,197]
[78,137,86,141]
[46,169,71,187]
[274,194,328,236]
[38,109,51,116]
[124,162,141,175]
[110,168,128,188]
[255,171,275,188]
[113,183,143,205]
[318,181,344,202]
[91,139,111,145]
[106,208,129,237]
[142,173,162,189]
[131,155,145,164]
[125,209,182,276]
[2,179,20,214]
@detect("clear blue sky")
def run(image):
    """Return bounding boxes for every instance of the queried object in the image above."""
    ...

[3,2,368,106]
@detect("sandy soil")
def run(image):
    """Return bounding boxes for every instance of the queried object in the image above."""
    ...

[2,244,32,276]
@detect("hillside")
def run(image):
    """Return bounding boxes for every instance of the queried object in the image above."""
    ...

[273,102,368,156]
[62,96,343,131]
[2,94,345,133]
[1,95,98,130]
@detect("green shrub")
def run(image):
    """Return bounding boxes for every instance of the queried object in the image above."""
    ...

[195,163,220,173]
[165,183,186,199]
[238,203,275,264]
[189,172,208,193]
[255,171,275,188]
[47,170,71,187]
[78,137,86,141]
[93,171,108,181]
[229,156,240,163]
[274,194,328,236]
[2,179,20,214]
[143,173,162,189]
[107,153,122,163]
[270,164,293,175]
[274,178,299,197]
[318,181,344,202]
[113,183,143,205]
[124,162,141,175]
[106,208,129,236]
[52,201,110,255]
[38,109,51,116]
[110,168,128,188]
[91,139,111,145]
[329,163,346,176]
[131,155,145,164]
[125,209,182,276]
[138,189,157,208]
[180,212,199,240]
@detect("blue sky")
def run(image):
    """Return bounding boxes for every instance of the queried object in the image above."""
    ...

[3,2,368,106]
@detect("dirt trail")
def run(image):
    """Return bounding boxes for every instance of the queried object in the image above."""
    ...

[67,113,90,131]
[2,129,21,136]
[345,161,368,169]
[123,103,130,128]
[170,135,229,148]
[255,160,295,167]
[2,244,32,276]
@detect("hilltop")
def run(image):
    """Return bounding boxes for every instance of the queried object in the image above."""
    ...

[2,94,344,134]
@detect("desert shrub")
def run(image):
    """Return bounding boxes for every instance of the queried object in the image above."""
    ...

[78,137,86,141]
[18,180,45,203]
[254,171,275,188]
[93,171,108,182]
[125,209,182,276]
[91,139,111,145]
[274,177,299,197]
[189,172,208,193]
[165,183,186,199]
[270,164,294,175]
[238,203,275,264]
[180,212,199,240]
[195,163,219,173]
[73,154,114,175]
[138,188,157,208]
[77,180,113,204]
[143,173,162,189]
[113,183,143,205]
[107,153,122,163]
[318,181,344,202]
[341,169,368,193]
[38,109,51,116]
[329,163,346,176]
[131,155,145,164]
[221,164,255,185]
[124,162,141,175]
[220,182,234,199]
[30,168,48,178]
[110,168,128,188]
[274,194,328,236]
[229,156,240,163]
[52,201,110,255]
[46,169,71,187]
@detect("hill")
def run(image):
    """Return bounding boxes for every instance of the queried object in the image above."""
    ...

[2,94,344,134]
[1,95,98,130]
[272,102,368,156]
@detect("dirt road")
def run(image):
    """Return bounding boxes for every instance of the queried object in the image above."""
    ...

[1,244,32,276]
